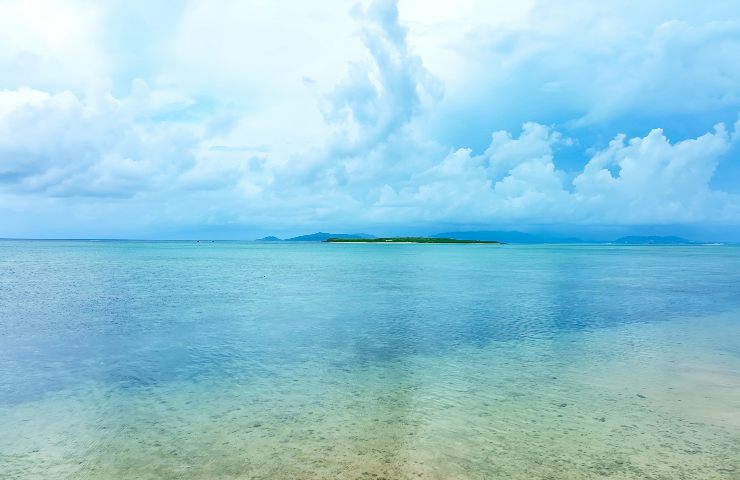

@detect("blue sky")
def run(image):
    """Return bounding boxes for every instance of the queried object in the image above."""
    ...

[1,0,740,239]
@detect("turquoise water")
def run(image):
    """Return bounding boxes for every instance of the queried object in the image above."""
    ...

[1,241,739,479]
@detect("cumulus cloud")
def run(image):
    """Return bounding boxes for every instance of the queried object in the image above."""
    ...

[368,123,568,223]
[367,120,740,225]
[574,123,740,223]
[1,0,740,238]
[322,0,442,154]
[0,86,195,197]
[0,83,254,201]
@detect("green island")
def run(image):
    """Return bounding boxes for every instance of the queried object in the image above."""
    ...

[324,237,503,244]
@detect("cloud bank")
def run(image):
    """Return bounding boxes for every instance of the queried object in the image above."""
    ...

[1,0,739,238]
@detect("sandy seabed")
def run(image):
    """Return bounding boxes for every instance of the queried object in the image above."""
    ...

[2,311,739,480]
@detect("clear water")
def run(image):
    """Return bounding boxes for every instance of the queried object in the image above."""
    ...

[1,240,739,479]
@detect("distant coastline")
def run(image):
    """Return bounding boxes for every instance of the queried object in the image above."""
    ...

[256,232,711,245]
[0,233,724,245]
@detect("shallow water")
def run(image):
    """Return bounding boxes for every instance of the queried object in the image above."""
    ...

[1,241,739,479]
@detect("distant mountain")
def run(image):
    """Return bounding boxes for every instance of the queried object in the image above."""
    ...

[257,231,718,244]
[432,231,585,244]
[285,232,376,241]
[613,235,694,245]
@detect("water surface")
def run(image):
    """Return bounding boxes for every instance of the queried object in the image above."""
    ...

[1,241,739,478]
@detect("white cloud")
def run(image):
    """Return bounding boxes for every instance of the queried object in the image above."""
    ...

[1,0,740,237]
[367,122,570,223]
[0,0,107,91]
[322,0,442,154]
[0,84,247,198]
[374,120,740,226]
[408,0,740,139]
[574,124,739,223]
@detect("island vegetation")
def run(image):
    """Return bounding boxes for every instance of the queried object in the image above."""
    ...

[324,237,503,244]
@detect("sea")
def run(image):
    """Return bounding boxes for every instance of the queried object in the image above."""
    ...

[1,240,739,479]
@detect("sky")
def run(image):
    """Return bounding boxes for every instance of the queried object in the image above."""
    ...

[1,0,740,240]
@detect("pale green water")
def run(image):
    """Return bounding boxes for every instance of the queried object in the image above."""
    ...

[1,241,739,479]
